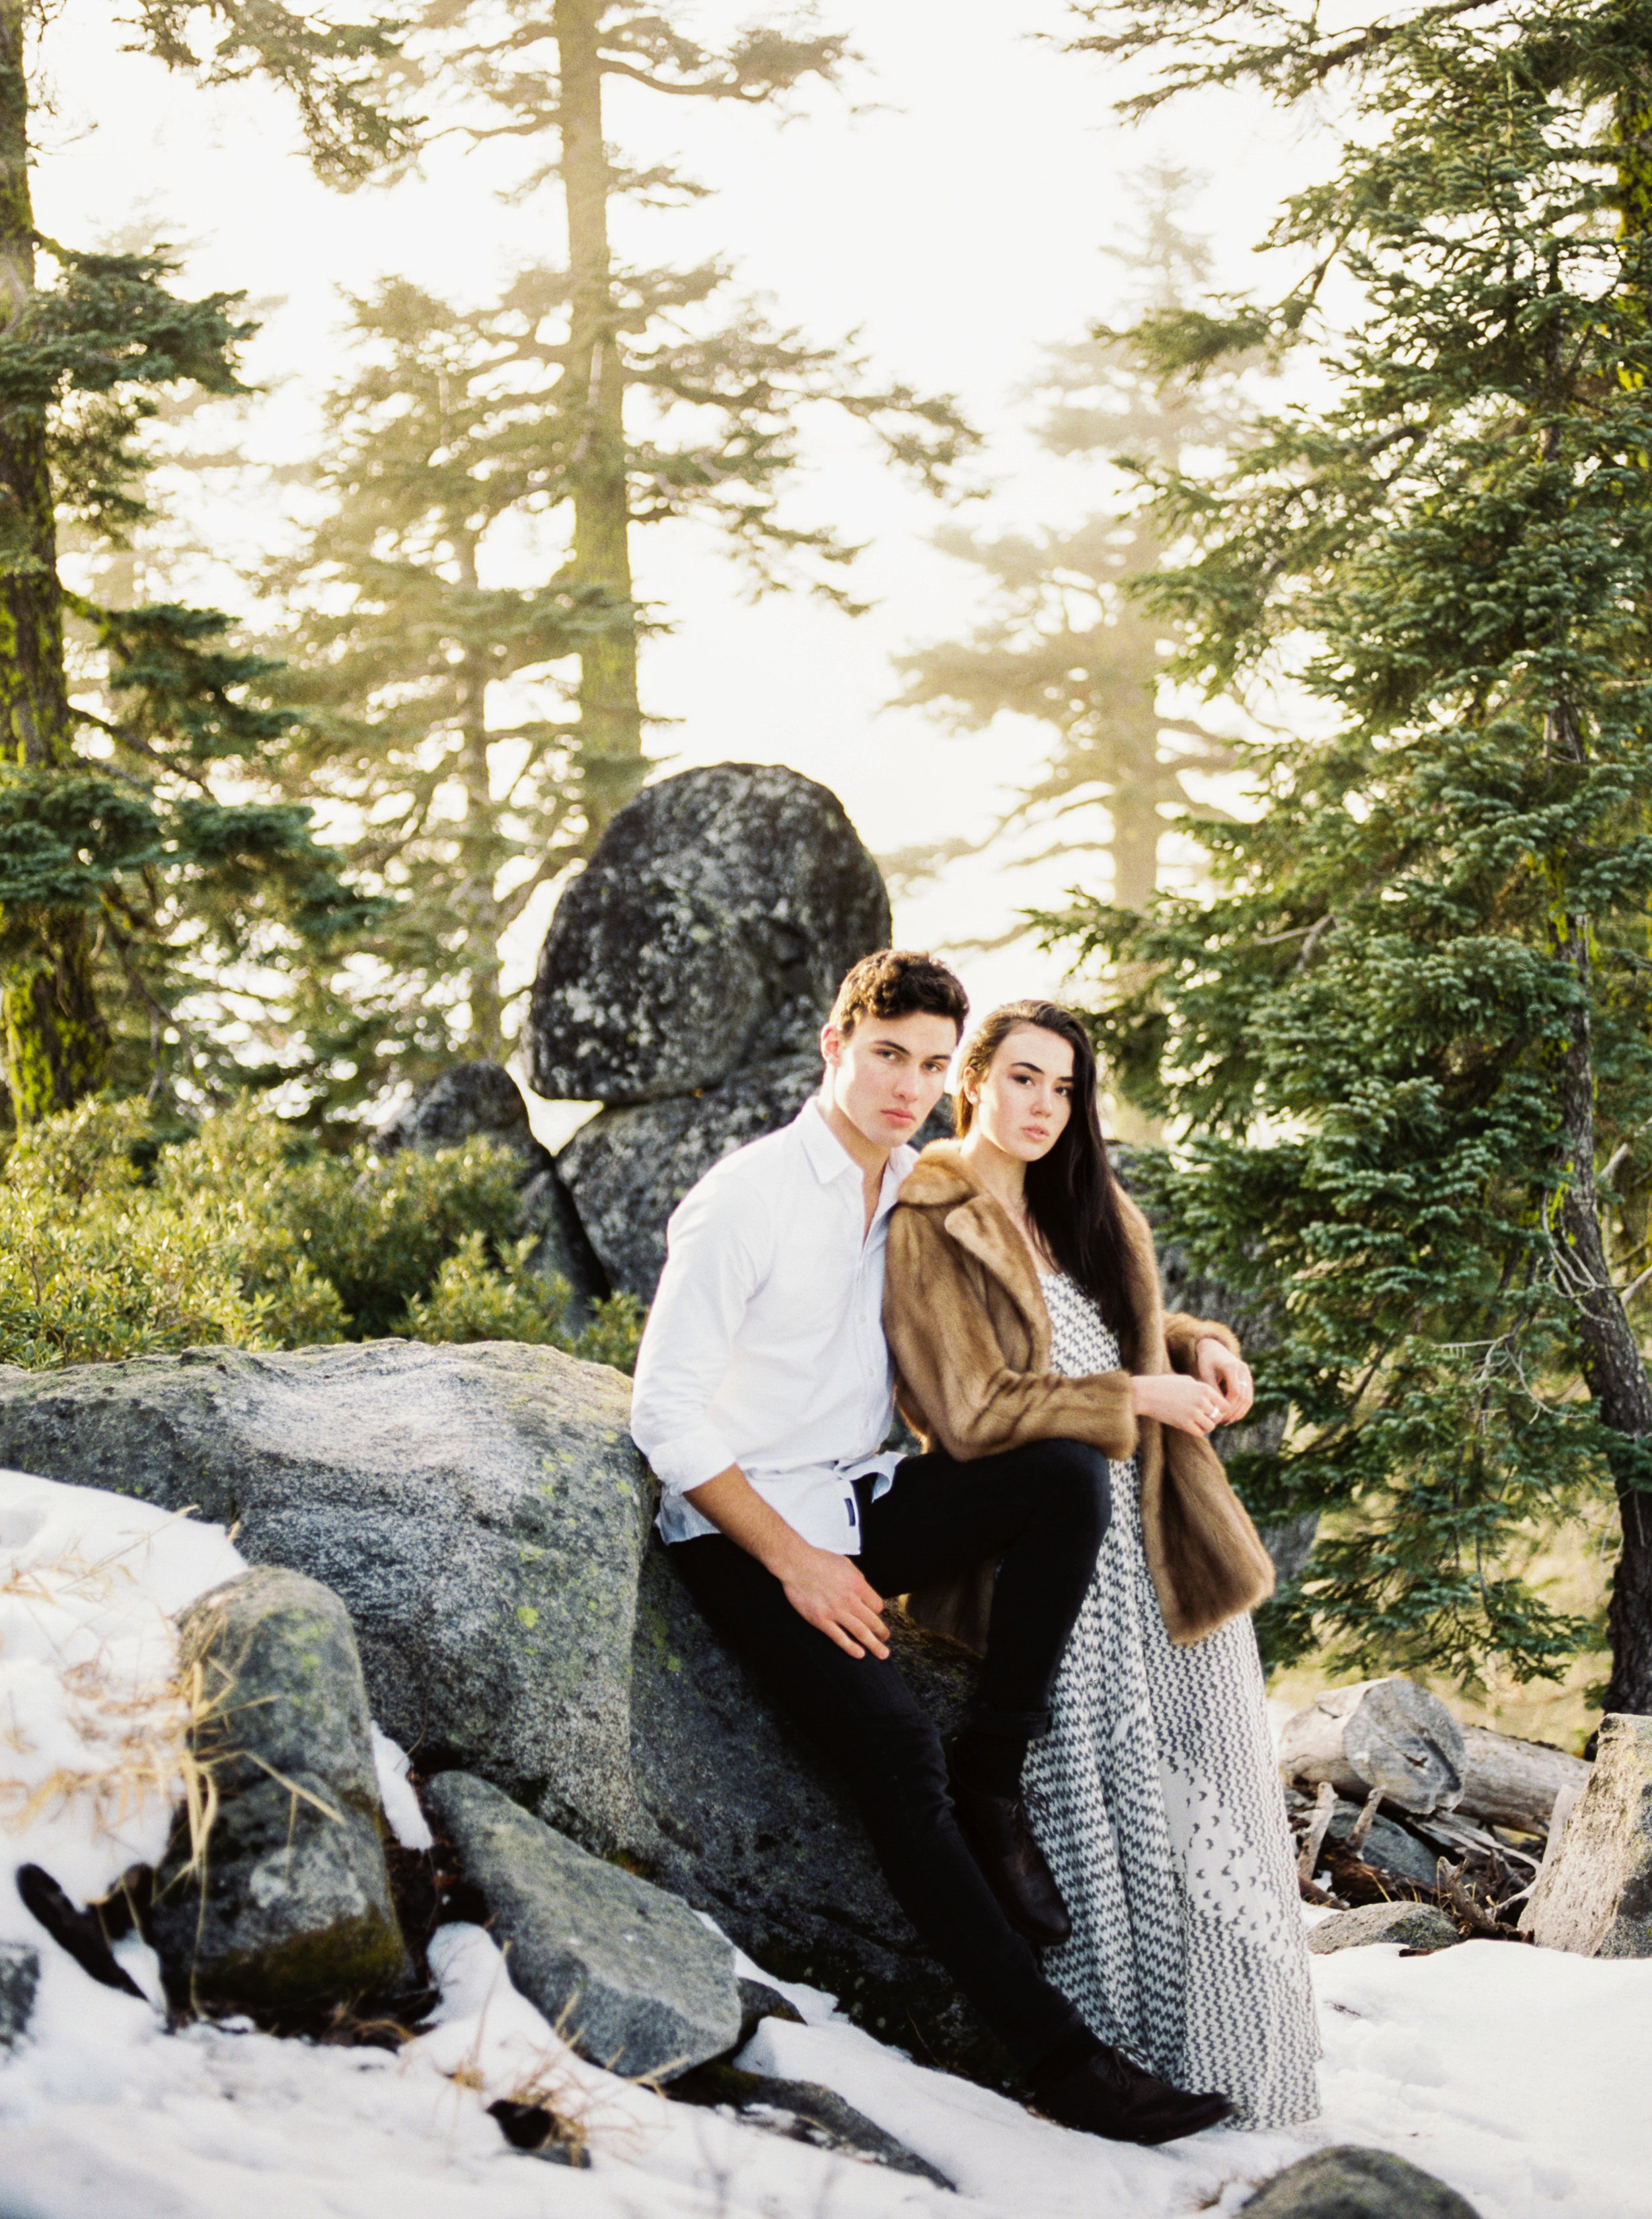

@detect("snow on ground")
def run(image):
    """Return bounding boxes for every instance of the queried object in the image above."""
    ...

[2,1468,1649,2219]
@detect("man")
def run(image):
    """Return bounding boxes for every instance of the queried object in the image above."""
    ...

[630,949,1231,2143]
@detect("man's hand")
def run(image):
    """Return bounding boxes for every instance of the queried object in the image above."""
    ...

[778,1542,890,1661]
[682,1464,891,1659]
[1196,1337,1254,1425]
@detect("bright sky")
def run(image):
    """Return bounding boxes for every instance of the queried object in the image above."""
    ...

[41,1,1323,1040]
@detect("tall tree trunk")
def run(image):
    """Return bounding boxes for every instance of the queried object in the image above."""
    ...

[454,539,504,1058]
[556,0,642,838]
[0,5,106,1116]
[1548,707,1652,1712]
[1554,921,1652,1713]
[1108,710,1165,1147]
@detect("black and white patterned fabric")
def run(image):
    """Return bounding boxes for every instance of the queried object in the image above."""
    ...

[1021,1273,1321,2128]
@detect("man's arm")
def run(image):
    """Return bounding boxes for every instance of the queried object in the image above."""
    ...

[630,1173,767,1500]
[685,1467,891,1661]
[631,1171,889,1661]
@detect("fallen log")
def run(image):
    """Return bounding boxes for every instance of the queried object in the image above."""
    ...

[1457,1725,1591,1836]
[1277,1679,1466,1815]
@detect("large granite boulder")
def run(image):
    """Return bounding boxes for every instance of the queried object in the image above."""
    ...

[0,1342,994,2069]
[1526,1711,1652,1957]
[426,1771,739,2078]
[0,1342,654,1851]
[152,1566,410,2014]
[527,764,890,1106]
[560,1056,820,1301]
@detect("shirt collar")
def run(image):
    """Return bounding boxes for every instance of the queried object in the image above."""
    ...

[795,1098,917,1221]
[796,1095,860,1184]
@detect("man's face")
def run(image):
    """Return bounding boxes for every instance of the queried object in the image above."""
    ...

[821,1009,959,1152]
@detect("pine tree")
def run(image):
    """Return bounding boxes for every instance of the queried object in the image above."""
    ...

[0,0,411,1119]
[891,174,1245,1063]
[404,0,977,833]
[263,274,619,1080]
[1046,0,1652,1708]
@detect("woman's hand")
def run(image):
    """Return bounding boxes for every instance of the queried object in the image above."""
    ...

[1131,1372,1228,1437]
[1196,1339,1254,1425]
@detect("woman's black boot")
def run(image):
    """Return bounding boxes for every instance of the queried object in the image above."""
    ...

[1030,2043,1235,2146]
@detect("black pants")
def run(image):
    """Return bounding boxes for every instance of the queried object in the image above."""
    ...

[671,1437,1111,2070]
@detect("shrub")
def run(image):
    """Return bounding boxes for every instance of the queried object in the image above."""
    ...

[0,1098,643,1374]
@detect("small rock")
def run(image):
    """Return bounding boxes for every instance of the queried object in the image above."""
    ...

[0,1940,39,2047]
[1306,1902,1461,1955]
[670,2060,954,2188]
[426,1771,741,2080]
[1325,1803,1446,1892]
[151,1565,411,2015]
[527,763,891,1106]
[377,1062,550,1173]
[736,1975,806,2047]
[1242,2145,1483,2216]
[488,2099,591,2164]
[1526,1711,1652,1957]
[560,1055,823,1300]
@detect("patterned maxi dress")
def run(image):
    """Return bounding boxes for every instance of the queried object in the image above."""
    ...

[1021,1273,1322,2128]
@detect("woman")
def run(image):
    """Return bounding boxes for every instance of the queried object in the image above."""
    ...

[883,999,1320,2130]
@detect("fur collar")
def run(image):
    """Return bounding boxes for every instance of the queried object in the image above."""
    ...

[897,1139,979,1211]
[898,1138,1164,1373]
[897,1141,1049,1322]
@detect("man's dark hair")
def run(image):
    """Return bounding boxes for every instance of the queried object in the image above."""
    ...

[827,950,969,1039]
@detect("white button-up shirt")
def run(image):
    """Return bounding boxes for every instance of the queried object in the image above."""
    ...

[630,1097,915,1552]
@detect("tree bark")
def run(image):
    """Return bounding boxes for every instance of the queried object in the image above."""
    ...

[454,536,504,1059]
[1544,678,1652,1711]
[1552,897,1652,1714]
[556,0,642,838]
[1107,711,1166,1145]
[0,5,107,1115]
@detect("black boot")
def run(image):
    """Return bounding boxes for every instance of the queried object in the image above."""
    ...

[946,1743,1072,1949]
[1031,2044,1234,2146]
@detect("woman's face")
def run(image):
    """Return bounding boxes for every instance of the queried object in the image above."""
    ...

[966,1026,1075,1163]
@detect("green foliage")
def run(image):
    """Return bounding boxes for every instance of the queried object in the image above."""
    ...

[256,145,976,1093]
[1041,0,1652,1684]
[0,1096,642,1373]
[34,245,391,1113]
[0,9,415,1121]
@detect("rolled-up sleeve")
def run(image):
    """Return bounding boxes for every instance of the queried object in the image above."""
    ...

[630,1173,767,1495]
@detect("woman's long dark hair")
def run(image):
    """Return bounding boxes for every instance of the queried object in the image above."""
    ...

[954,1000,1134,1337]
